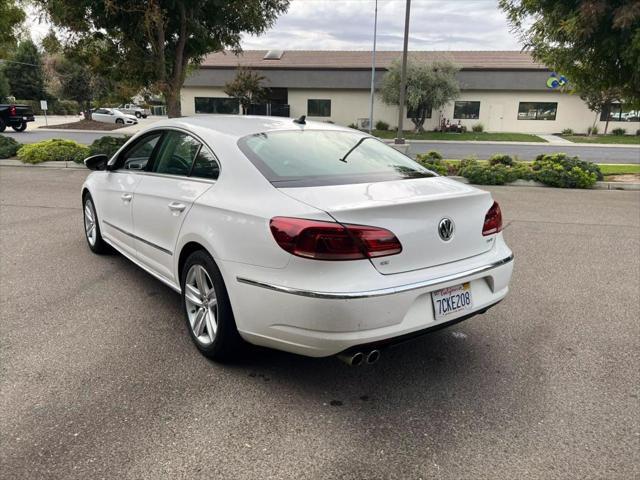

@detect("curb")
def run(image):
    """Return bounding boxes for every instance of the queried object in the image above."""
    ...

[0,159,86,169]
[1,161,638,189]
[447,176,640,190]
[35,128,129,135]
[382,139,640,148]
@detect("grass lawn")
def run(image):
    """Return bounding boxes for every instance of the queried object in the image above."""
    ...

[597,164,640,175]
[372,130,546,142]
[561,135,640,145]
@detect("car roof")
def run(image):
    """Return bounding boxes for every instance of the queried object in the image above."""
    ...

[148,115,359,138]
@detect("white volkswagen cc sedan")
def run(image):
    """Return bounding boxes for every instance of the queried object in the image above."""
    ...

[81,116,513,364]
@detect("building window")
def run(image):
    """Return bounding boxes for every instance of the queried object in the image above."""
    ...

[307,99,331,117]
[453,101,480,119]
[518,102,558,121]
[600,104,640,122]
[194,97,239,114]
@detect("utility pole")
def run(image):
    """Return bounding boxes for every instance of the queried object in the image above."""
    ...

[395,0,411,144]
[368,0,378,133]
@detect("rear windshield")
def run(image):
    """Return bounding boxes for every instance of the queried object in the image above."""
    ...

[237,130,435,187]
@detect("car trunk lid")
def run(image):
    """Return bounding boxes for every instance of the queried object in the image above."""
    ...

[279,177,495,275]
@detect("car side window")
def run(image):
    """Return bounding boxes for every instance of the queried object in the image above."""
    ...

[152,131,201,177]
[118,133,162,171]
[95,109,108,114]
[191,147,220,180]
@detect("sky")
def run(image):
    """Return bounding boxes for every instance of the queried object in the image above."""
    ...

[28,0,524,52]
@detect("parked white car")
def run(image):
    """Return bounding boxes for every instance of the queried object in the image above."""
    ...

[92,108,138,125]
[81,116,514,364]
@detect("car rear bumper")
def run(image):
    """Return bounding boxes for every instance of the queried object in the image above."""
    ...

[9,115,35,124]
[225,244,514,357]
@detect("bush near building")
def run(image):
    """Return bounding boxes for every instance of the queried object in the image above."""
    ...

[471,123,484,132]
[88,135,131,158]
[455,153,602,188]
[0,136,21,158]
[611,128,626,136]
[17,139,89,164]
[375,120,389,131]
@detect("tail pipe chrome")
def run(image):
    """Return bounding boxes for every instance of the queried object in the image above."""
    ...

[338,349,381,366]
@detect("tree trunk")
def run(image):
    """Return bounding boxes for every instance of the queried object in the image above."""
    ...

[604,117,610,135]
[84,100,92,120]
[165,89,181,118]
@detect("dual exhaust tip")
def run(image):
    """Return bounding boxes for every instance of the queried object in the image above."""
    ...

[338,349,381,366]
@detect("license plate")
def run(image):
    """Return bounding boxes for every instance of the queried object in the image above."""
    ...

[23,116,28,120]
[432,282,473,320]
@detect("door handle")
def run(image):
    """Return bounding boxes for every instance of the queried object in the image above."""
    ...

[168,202,186,212]
[121,193,133,201]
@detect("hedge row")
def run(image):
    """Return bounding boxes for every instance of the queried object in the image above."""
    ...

[12,135,131,164]
[13,99,82,116]
[416,152,603,189]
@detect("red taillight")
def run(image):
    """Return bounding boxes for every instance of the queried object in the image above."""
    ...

[9,105,17,116]
[482,201,503,236]
[270,217,402,261]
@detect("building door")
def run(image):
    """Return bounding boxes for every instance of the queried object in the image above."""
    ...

[488,104,504,132]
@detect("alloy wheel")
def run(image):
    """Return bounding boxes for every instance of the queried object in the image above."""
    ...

[184,264,218,346]
[84,200,97,246]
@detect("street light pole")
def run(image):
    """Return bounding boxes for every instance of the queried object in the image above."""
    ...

[395,0,411,144]
[368,0,378,134]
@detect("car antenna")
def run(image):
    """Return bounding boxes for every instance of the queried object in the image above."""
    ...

[293,115,306,125]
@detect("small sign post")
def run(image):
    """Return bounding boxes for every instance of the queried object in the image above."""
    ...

[40,100,48,126]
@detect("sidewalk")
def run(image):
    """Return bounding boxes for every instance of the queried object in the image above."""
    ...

[382,138,640,148]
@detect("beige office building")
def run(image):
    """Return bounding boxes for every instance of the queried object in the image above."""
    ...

[181,50,639,135]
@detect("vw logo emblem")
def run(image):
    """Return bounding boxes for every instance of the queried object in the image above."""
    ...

[438,217,454,241]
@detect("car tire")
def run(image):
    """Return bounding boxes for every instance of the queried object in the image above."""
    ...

[181,250,244,361]
[0,118,6,132]
[135,112,141,118]
[83,194,110,254]
[142,114,148,119]
[11,122,27,132]
[115,118,124,125]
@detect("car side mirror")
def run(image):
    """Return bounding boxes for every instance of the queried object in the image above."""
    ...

[84,154,109,171]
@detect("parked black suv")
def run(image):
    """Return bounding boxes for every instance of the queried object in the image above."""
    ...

[0,104,36,132]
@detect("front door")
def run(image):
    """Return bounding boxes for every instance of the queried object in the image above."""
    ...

[132,130,219,283]
[488,104,504,132]
[97,132,162,257]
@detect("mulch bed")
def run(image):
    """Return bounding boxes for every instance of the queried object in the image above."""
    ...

[40,120,127,131]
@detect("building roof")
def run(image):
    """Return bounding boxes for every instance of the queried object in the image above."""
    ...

[200,50,545,71]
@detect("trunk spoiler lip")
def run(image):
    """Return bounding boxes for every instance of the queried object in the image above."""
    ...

[236,253,513,300]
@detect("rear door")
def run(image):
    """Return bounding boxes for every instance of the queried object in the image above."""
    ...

[131,130,219,282]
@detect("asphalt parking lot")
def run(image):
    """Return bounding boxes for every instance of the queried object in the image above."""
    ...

[1,166,638,479]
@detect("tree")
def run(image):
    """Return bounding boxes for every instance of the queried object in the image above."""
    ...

[580,87,622,135]
[41,29,62,55]
[499,0,640,105]
[0,0,25,58]
[224,69,267,114]
[380,59,460,132]
[3,39,47,100]
[0,68,10,101]
[36,0,290,117]
[54,58,107,120]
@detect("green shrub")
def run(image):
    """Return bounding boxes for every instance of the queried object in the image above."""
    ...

[0,136,21,159]
[611,127,626,136]
[471,123,484,132]
[17,139,90,164]
[488,154,515,167]
[89,135,131,159]
[459,162,523,185]
[347,123,357,129]
[375,120,389,131]
[561,128,574,135]
[532,153,601,188]
[416,151,446,175]
[587,125,599,135]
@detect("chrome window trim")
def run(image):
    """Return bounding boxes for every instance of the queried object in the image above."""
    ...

[102,220,172,255]
[236,254,514,300]
[108,126,222,181]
